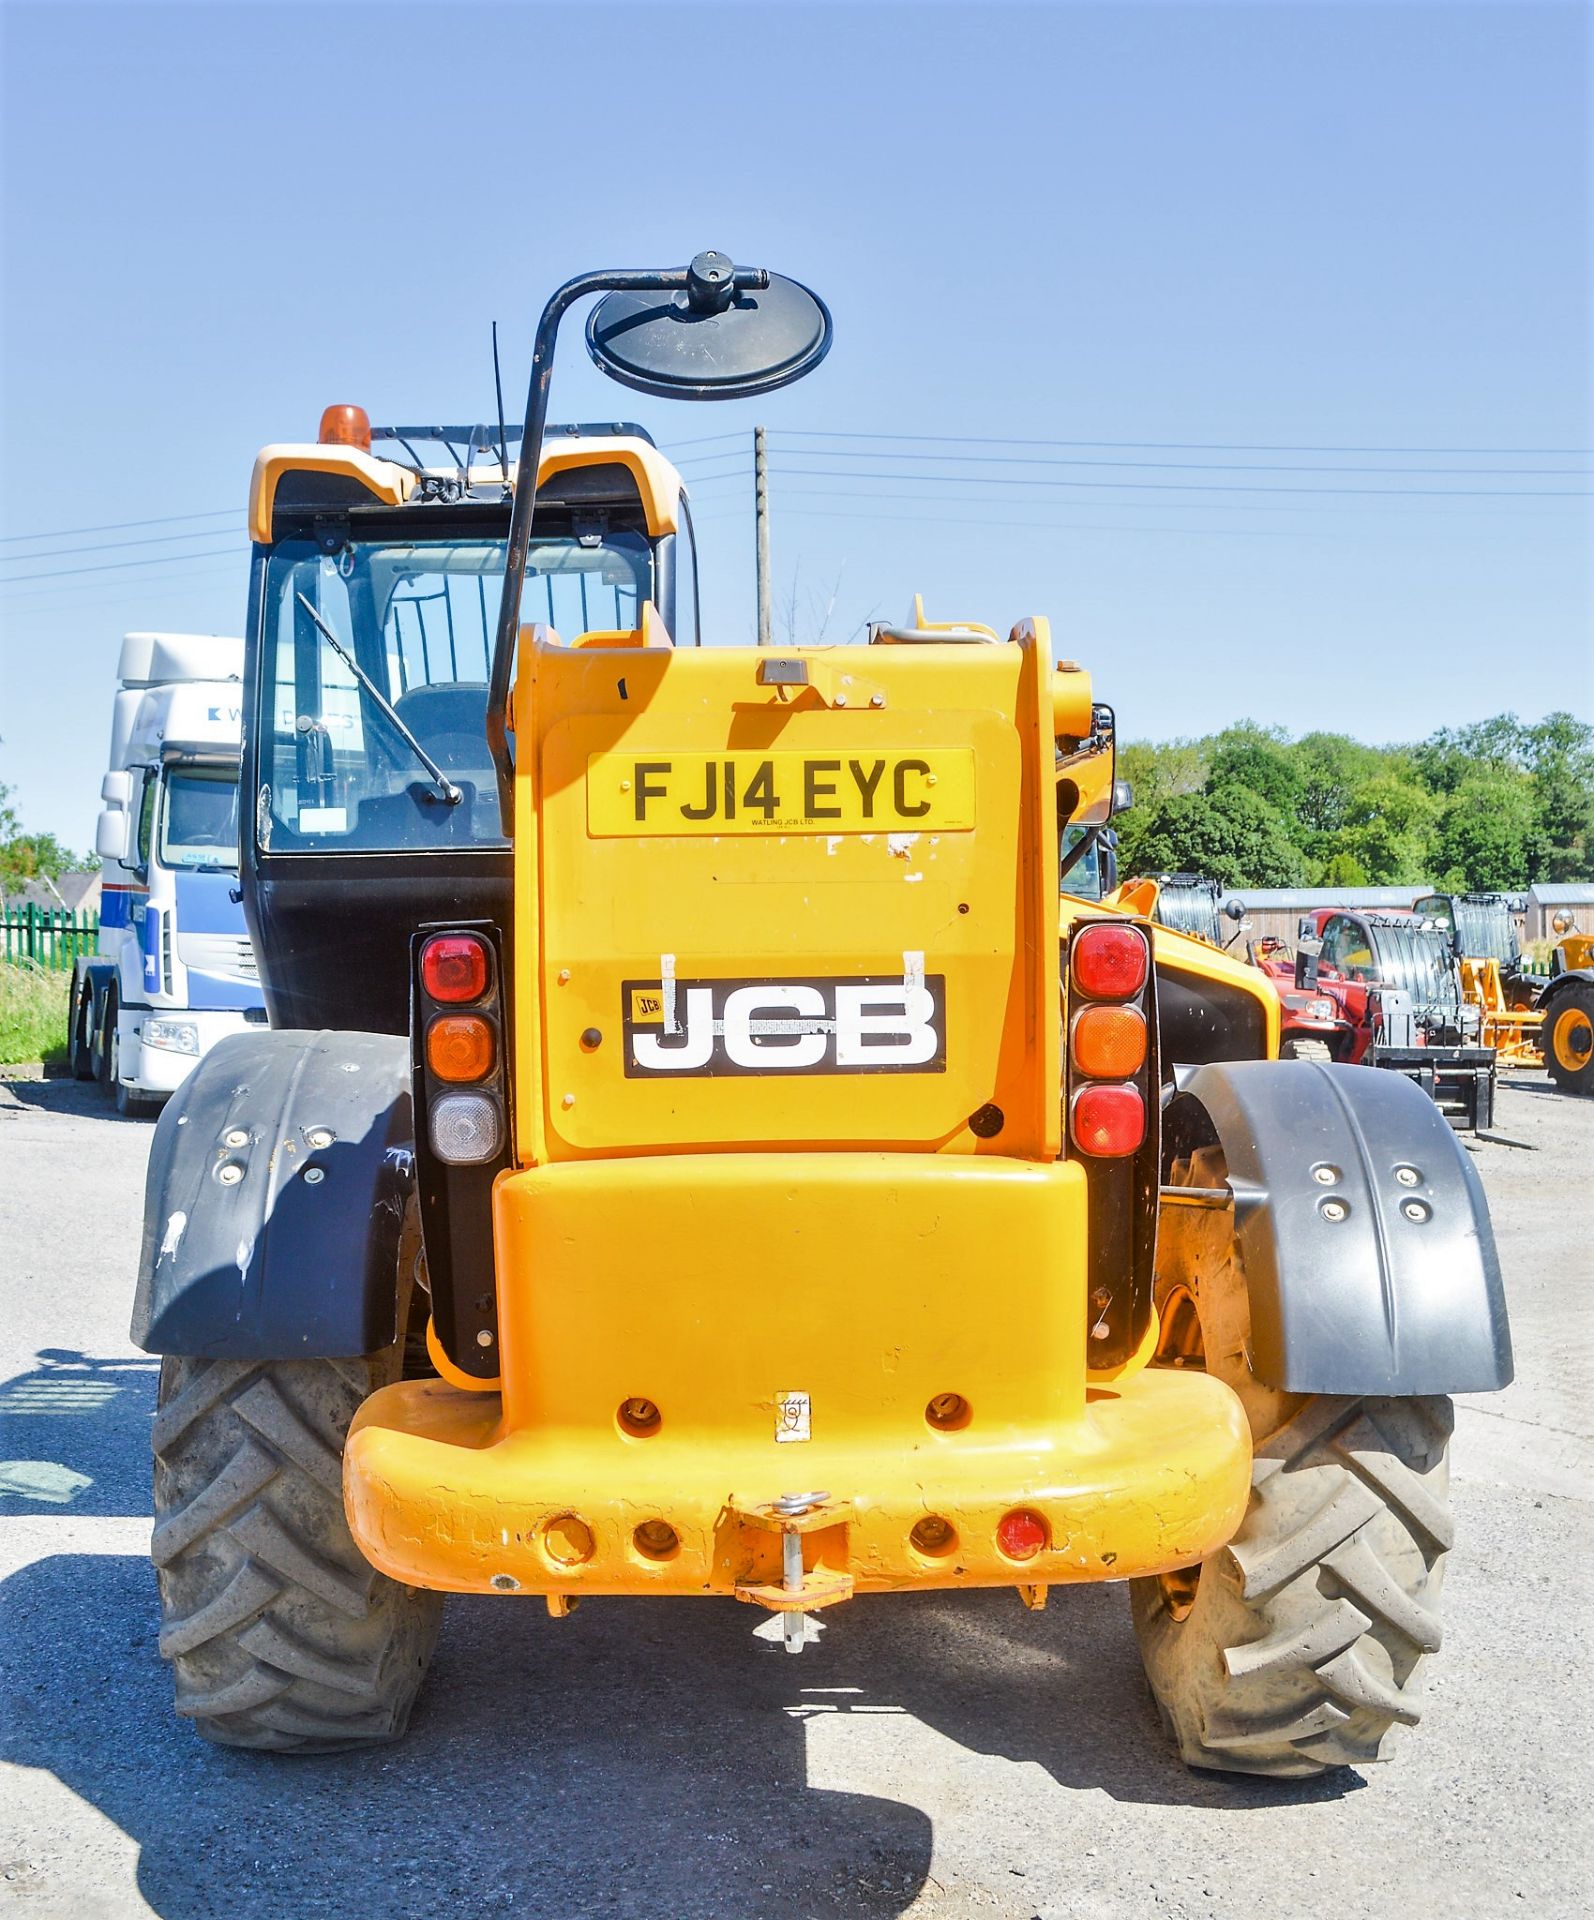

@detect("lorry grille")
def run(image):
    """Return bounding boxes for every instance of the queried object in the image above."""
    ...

[176,933,259,982]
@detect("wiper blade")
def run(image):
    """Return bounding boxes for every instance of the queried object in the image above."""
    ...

[293,593,462,806]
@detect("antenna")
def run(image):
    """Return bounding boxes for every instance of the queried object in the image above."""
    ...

[491,321,510,499]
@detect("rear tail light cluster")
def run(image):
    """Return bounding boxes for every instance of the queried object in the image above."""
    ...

[1067,922,1150,1158]
[417,930,508,1165]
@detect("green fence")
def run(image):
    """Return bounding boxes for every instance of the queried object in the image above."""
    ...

[1,904,100,970]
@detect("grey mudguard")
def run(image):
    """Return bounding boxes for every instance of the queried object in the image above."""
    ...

[131,1029,413,1358]
[1171,1059,1512,1396]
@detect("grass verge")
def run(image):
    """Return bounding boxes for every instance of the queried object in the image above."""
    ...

[0,961,70,1068]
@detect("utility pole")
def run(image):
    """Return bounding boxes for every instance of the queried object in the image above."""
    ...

[754,424,772,646]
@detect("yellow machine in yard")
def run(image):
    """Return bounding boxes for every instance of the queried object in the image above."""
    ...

[1415,891,1594,1094]
[133,254,1512,1778]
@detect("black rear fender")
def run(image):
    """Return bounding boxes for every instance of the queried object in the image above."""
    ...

[131,1029,413,1358]
[1164,1058,1512,1396]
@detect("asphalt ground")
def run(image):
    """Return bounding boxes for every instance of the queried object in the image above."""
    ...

[1,1072,1589,1920]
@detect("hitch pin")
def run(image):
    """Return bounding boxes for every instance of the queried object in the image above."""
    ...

[782,1531,805,1654]
[774,1489,827,1654]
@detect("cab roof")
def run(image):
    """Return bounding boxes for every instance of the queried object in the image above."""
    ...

[248,422,684,544]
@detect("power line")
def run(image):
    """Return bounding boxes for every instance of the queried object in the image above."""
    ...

[0,544,246,590]
[764,463,1592,500]
[0,507,238,546]
[762,441,1589,478]
[0,525,248,564]
[692,504,1294,539]
[770,428,1594,457]
[743,482,1578,520]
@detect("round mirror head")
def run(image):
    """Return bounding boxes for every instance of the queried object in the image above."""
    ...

[586,256,832,401]
[1553,909,1574,935]
[1225,898,1247,922]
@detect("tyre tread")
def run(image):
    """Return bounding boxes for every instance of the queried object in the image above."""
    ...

[152,1355,441,1752]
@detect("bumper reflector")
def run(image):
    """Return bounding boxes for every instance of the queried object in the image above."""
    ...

[430,1090,502,1164]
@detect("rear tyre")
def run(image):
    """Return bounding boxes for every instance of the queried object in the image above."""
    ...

[92,986,116,1091]
[1544,984,1594,1095]
[70,982,96,1080]
[1279,1037,1333,1064]
[1131,1146,1453,1777]
[152,1350,443,1752]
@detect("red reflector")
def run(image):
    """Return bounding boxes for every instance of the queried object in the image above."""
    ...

[996,1509,1048,1560]
[1072,922,1149,999]
[421,933,489,1004]
[1070,1083,1147,1158]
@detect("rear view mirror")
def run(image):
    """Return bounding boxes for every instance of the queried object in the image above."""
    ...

[101,770,133,807]
[1112,778,1134,816]
[586,252,833,401]
[1224,898,1246,923]
[1295,947,1321,991]
[95,808,130,860]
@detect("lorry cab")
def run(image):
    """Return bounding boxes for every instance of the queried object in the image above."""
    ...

[72,633,263,1112]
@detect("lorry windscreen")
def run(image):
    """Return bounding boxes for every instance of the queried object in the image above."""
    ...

[160,766,240,869]
[257,532,650,852]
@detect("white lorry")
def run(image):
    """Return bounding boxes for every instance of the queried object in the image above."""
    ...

[69,633,264,1114]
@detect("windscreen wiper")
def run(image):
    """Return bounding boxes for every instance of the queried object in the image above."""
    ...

[293,592,462,806]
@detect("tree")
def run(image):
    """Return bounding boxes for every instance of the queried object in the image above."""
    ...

[1522,712,1594,882]
[1292,732,1388,838]
[1205,733,1305,830]
[1128,787,1309,888]
[1318,850,1369,888]
[1434,768,1539,891]
[1411,715,1530,794]
[1338,775,1439,884]
[0,782,91,896]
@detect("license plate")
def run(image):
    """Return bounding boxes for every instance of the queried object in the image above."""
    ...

[586,748,975,836]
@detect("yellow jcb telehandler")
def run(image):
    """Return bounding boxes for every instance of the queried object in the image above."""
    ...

[1415,890,1594,1094]
[133,253,1512,1777]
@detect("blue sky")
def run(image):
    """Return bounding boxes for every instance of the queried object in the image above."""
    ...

[2,0,1588,849]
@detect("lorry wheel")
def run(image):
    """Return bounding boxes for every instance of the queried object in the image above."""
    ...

[152,1351,443,1752]
[93,987,116,1091]
[1131,1145,1453,1777]
[70,982,96,1080]
[1279,1038,1333,1063]
[1544,984,1594,1095]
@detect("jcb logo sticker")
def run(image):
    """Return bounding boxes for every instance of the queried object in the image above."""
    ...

[622,975,946,1077]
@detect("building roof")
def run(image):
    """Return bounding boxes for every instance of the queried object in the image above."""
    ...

[5,870,100,913]
[1227,887,1430,909]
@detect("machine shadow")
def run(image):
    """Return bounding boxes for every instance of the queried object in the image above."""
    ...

[0,1552,932,1920]
[0,1349,159,1517]
[0,1075,153,1123]
[1,1557,1361,1920]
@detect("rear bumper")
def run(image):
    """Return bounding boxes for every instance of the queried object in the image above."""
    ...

[345,1150,1250,1601]
[345,1365,1251,1599]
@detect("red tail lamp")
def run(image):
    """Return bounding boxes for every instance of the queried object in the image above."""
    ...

[318,403,372,452]
[1072,923,1149,999]
[996,1509,1048,1560]
[1072,1004,1148,1079]
[1071,1083,1146,1158]
[427,1014,496,1083]
[421,933,488,1004]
